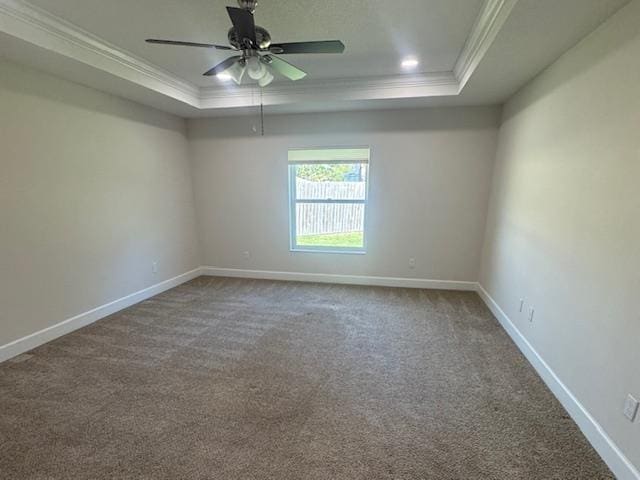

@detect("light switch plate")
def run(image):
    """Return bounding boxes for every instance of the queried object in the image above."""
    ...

[623,394,639,422]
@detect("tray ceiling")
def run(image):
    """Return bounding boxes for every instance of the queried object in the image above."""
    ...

[0,0,631,116]
[24,0,484,86]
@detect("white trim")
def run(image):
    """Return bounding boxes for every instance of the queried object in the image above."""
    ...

[0,0,200,106]
[0,267,202,364]
[476,284,640,480]
[198,72,460,110]
[290,248,366,255]
[454,0,519,91]
[1,261,634,478]
[200,266,477,291]
[0,0,516,114]
[288,148,370,255]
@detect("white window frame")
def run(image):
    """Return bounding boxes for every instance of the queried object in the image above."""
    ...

[288,147,370,254]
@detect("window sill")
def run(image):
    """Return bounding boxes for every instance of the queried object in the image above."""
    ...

[290,248,367,255]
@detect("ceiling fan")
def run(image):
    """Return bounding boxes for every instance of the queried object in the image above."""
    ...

[146,0,345,87]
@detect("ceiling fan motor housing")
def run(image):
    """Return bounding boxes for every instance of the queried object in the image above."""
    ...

[228,25,271,50]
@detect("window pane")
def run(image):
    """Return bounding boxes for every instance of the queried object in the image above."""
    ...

[289,147,369,253]
[295,163,367,200]
[295,202,365,249]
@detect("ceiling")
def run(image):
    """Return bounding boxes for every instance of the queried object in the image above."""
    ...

[0,0,631,117]
[23,0,484,85]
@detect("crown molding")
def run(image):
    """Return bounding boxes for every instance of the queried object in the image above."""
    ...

[0,0,200,104]
[0,0,517,114]
[454,0,519,90]
[199,72,459,109]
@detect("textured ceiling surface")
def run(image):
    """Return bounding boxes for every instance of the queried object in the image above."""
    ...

[0,0,632,116]
[459,0,631,104]
[26,0,484,86]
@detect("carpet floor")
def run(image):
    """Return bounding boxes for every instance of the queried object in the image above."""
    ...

[0,277,612,479]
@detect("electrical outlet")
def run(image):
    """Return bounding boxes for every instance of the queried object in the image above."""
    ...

[243,251,251,260]
[528,307,535,322]
[519,299,524,313]
[152,262,158,274]
[623,394,639,422]
[408,257,416,269]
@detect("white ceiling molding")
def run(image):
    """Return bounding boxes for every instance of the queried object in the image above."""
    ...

[0,0,517,114]
[199,72,460,110]
[0,0,200,105]
[454,0,519,90]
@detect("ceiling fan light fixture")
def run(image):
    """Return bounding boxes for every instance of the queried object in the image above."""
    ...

[258,68,274,87]
[225,60,246,85]
[246,56,266,80]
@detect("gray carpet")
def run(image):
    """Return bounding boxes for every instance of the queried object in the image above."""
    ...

[0,277,612,479]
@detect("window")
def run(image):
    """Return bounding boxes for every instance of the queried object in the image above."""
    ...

[288,147,370,253]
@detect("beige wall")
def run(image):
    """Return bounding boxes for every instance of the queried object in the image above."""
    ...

[480,0,640,471]
[0,60,200,347]
[0,0,637,471]
[188,107,500,281]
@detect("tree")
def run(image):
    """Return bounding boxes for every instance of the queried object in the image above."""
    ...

[296,164,352,182]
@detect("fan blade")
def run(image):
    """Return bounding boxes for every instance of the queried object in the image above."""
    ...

[203,56,243,76]
[264,55,307,81]
[269,40,345,54]
[146,39,233,50]
[226,7,257,47]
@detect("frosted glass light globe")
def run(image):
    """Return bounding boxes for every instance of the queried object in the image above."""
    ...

[258,69,274,87]
[247,57,266,80]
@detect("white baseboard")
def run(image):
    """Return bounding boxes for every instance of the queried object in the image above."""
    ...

[0,267,471,364]
[3,266,634,479]
[476,284,640,480]
[0,267,202,364]
[200,266,478,291]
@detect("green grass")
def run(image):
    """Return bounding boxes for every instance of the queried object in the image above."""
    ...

[297,231,364,248]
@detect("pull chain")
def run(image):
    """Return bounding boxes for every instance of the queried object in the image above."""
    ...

[260,88,264,136]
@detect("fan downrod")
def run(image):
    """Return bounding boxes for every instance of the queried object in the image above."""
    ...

[237,0,258,13]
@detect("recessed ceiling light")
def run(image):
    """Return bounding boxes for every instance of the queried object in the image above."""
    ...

[401,58,419,70]
[216,72,233,81]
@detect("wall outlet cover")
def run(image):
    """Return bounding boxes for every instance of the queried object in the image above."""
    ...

[623,394,639,422]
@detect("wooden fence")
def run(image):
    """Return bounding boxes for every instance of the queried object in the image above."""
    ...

[296,179,365,236]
